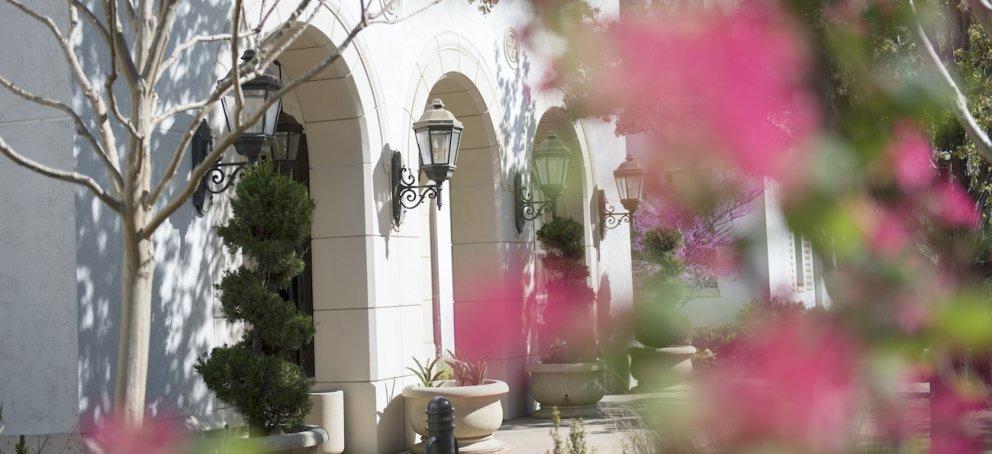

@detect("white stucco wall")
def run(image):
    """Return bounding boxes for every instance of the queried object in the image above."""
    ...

[0,1,80,437]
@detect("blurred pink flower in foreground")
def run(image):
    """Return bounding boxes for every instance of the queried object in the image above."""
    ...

[930,180,980,229]
[701,315,859,452]
[868,210,910,258]
[84,413,189,454]
[888,123,935,192]
[930,381,986,454]
[600,1,817,181]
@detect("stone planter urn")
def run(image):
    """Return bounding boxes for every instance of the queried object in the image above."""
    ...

[526,362,606,418]
[402,379,508,453]
[304,390,344,453]
[628,345,696,392]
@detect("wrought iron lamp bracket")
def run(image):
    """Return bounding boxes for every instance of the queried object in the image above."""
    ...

[205,161,251,194]
[514,172,555,234]
[597,187,633,238]
[392,151,443,226]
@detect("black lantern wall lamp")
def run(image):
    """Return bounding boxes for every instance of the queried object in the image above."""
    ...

[392,99,464,225]
[191,50,304,215]
[514,131,572,233]
[598,154,646,237]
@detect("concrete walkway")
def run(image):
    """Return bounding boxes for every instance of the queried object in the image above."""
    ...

[496,388,690,453]
[497,412,630,453]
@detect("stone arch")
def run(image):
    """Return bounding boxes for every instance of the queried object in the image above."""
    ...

[404,35,532,418]
[530,105,599,287]
[248,8,392,452]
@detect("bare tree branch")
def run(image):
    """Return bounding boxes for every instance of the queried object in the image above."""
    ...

[0,135,121,211]
[158,33,235,77]
[252,0,317,70]
[106,0,140,87]
[67,0,112,45]
[153,100,211,125]
[100,0,141,139]
[119,0,137,28]
[144,1,371,236]
[5,0,126,177]
[230,0,245,131]
[140,0,179,80]
[367,0,441,25]
[144,0,317,208]
[0,75,124,189]
[909,0,992,161]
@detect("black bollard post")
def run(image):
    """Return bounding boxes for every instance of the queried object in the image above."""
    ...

[424,396,458,454]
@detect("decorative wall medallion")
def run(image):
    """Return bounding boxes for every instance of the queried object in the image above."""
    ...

[504,28,520,69]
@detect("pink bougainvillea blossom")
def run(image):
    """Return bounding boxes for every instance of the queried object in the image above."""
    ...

[888,123,935,192]
[930,180,980,229]
[597,2,818,181]
[701,316,860,451]
[869,214,911,258]
[83,412,189,454]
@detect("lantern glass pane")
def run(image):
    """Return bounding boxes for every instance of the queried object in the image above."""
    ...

[416,130,431,165]
[263,94,281,136]
[430,130,451,165]
[534,154,550,188]
[615,174,629,200]
[274,131,299,163]
[221,95,234,132]
[547,155,568,187]
[240,88,267,134]
[448,129,462,167]
[628,174,644,201]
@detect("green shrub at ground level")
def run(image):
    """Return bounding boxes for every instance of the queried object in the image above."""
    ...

[196,165,316,435]
[633,227,692,348]
[536,217,599,363]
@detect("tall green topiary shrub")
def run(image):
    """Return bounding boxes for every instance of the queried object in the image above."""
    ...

[536,216,598,363]
[634,227,692,348]
[195,164,316,435]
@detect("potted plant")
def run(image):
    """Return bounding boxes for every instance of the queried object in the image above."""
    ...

[527,216,606,418]
[628,227,697,392]
[195,165,329,452]
[402,353,508,453]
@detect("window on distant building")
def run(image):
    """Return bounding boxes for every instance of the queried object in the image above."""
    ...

[791,233,814,292]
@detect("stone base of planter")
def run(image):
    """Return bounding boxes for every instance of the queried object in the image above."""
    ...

[628,345,696,393]
[409,435,504,453]
[532,403,603,419]
[220,425,329,453]
[526,362,606,419]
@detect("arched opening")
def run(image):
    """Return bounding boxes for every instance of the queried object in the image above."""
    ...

[534,108,587,225]
[418,72,532,417]
[275,24,371,386]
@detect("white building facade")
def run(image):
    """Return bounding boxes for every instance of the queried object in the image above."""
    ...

[0,0,633,452]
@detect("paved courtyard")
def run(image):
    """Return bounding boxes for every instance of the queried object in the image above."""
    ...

[495,387,691,453]
[498,411,630,453]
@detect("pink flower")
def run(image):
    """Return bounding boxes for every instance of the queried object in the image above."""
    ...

[701,316,859,451]
[866,205,911,258]
[888,123,935,191]
[930,380,986,453]
[931,180,979,229]
[83,412,189,454]
[598,2,818,181]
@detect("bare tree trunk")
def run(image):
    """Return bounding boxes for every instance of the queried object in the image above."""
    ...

[116,214,154,424]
